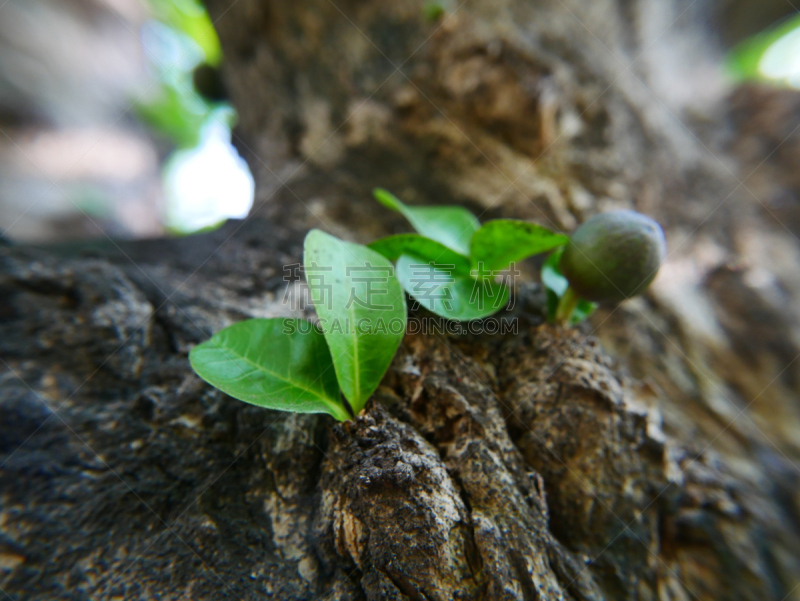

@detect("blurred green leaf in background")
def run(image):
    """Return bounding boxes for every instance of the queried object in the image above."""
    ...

[136,0,222,148]
[146,0,222,66]
[728,12,800,86]
[133,0,254,234]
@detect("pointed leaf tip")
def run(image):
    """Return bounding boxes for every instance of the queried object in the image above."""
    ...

[303,229,407,414]
[371,189,480,256]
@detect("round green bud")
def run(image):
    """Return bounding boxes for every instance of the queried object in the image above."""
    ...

[559,210,666,303]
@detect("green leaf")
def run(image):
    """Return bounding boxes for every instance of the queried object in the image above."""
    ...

[369,234,501,321]
[189,318,349,421]
[373,188,480,256]
[542,249,597,324]
[470,219,568,273]
[368,234,471,275]
[542,248,569,299]
[303,230,407,414]
[396,254,509,321]
[571,298,598,324]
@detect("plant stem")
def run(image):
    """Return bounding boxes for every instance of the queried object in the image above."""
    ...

[554,286,579,325]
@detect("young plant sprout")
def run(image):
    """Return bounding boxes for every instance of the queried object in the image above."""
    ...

[554,210,666,323]
[190,190,665,421]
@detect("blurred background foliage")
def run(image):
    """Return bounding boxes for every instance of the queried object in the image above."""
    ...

[135,0,253,234]
[0,0,252,241]
[729,11,800,86]
[136,0,223,149]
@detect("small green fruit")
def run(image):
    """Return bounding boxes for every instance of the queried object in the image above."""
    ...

[559,210,666,303]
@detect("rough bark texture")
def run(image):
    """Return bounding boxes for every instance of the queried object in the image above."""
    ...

[2,0,800,599]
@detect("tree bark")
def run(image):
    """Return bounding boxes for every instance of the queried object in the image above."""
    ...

[3,0,800,599]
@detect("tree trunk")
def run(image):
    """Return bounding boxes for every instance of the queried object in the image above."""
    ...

[2,0,800,599]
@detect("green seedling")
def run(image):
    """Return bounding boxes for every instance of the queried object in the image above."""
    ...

[370,188,566,321]
[190,190,664,421]
[191,230,407,421]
